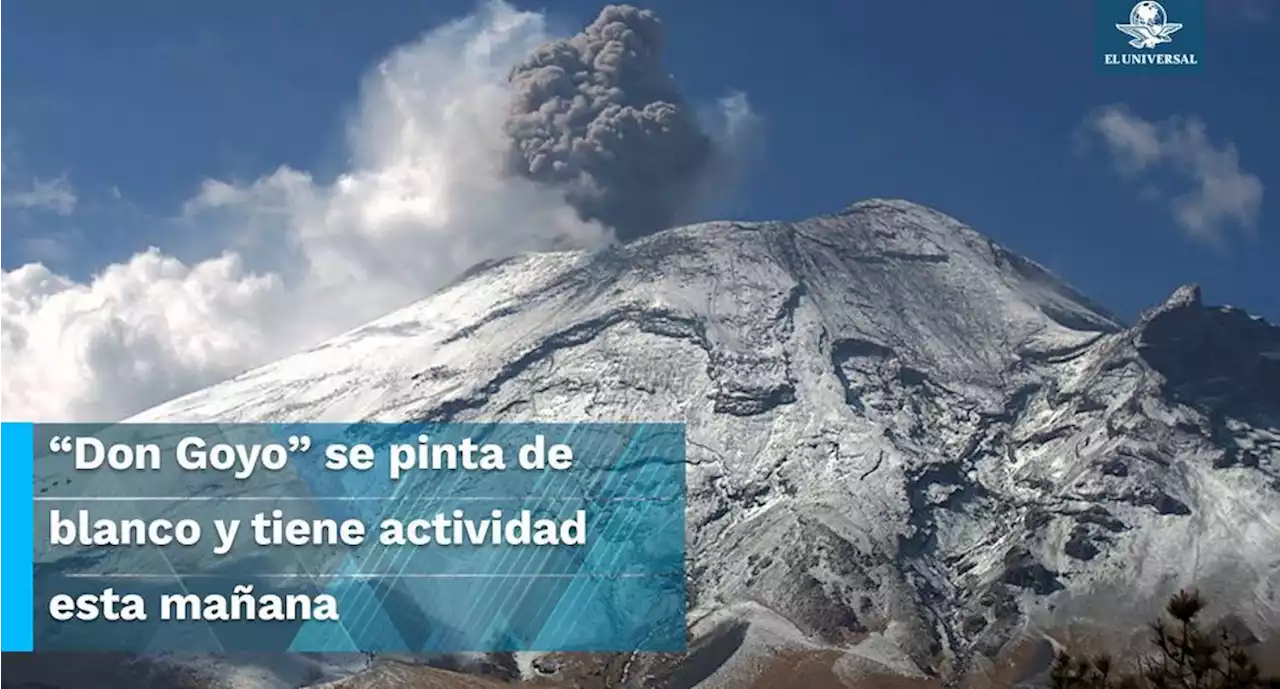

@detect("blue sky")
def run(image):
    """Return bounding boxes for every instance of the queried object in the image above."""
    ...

[1,0,1276,420]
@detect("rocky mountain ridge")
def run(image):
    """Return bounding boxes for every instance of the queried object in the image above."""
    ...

[11,199,1279,689]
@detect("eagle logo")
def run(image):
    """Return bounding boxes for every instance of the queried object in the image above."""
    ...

[1116,1,1183,49]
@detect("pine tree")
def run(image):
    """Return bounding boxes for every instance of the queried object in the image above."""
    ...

[1049,590,1279,689]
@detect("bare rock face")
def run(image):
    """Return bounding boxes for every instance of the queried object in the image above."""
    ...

[24,199,1279,688]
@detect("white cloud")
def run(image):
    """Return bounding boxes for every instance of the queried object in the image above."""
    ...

[692,91,766,213]
[1083,105,1264,245]
[3,175,79,215]
[0,1,756,423]
[0,147,75,262]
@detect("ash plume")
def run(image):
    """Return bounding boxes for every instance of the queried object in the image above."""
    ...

[502,4,715,240]
[3,1,758,422]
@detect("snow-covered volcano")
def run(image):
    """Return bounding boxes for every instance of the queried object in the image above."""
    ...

[14,199,1280,688]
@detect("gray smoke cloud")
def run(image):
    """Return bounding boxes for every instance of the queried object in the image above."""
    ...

[3,2,757,422]
[503,4,715,240]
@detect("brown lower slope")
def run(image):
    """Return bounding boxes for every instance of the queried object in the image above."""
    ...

[1,652,225,689]
[2,630,1274,689]
[6,611,1258,689]
[318,660,511,689]
[750,650,943,689]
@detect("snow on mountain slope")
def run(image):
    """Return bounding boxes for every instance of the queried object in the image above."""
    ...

[134,199,1119,424]
[86,198,1280,686]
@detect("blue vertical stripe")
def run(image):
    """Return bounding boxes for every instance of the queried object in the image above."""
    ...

[1,422,35,652]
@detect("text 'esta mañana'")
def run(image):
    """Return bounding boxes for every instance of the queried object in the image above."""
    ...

[49,586,341,623]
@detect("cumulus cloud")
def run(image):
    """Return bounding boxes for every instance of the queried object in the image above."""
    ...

[1082,105,1264,246]
[503,4,747,240]
[1,1,757,423]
